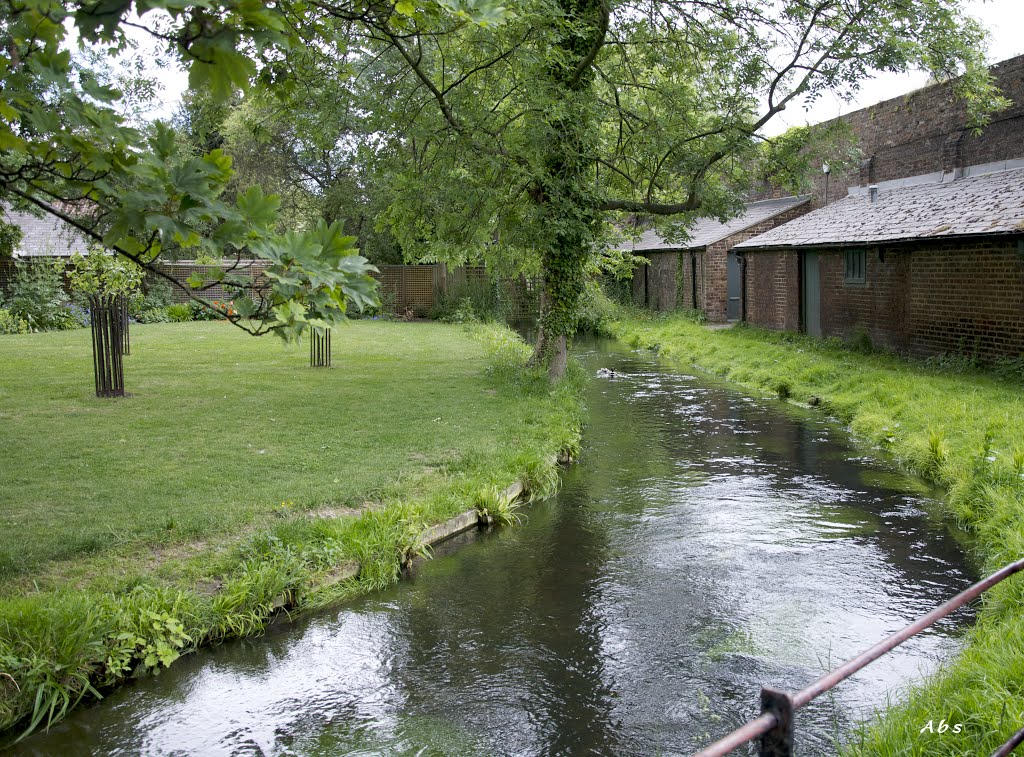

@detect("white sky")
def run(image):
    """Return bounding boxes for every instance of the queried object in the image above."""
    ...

[136,0,1024,127]
[762,0,1024,136]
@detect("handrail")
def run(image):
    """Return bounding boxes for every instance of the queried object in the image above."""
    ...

[692,557,1024,757]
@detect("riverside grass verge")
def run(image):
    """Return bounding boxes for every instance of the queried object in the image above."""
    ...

[606,309,1024,757]
[0,320,585,744]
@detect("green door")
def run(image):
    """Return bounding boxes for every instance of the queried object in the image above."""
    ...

[801,252,821,337]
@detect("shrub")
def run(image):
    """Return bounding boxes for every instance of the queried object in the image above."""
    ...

[847,325,874,354]
[136,307,171,324]
[430,279,500,323]
[576,282,617,333]
[355,288,397,320]
[0,308,29,334]
[132,277,173,317]
[991,356,1024,384]
[6,260,78,332]
[166,303,194,322]
[188,301,223,321]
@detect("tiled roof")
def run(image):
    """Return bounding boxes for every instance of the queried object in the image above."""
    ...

[2,206,91,258]
[618,196,810,252]
[736,167,1024,250]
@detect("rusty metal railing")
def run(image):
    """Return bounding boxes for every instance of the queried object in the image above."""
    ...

[692,557,1024,757]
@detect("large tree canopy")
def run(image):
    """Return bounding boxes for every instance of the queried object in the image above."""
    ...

[320,0,1005,375]
[1,0,390,338]
[0,0,1007,360]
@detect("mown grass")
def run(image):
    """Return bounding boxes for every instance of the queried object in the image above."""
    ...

[0,321,585,743]
[605,309,1024,756]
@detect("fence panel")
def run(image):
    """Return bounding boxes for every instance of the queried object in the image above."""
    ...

[155,260,270,304]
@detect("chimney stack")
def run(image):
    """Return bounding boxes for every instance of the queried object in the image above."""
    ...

[868,185,879,203]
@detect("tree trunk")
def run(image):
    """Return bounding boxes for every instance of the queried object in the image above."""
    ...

[527,0,606,382]
[547,333,567,381]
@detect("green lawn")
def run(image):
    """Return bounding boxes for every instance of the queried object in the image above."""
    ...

[606,310,1024,756]
[0,320,566,584]
[0,320,584,740]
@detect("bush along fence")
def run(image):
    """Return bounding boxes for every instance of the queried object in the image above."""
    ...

[1,258,541,327]
[153,261,541,321]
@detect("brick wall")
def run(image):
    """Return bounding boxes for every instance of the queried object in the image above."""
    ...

[678,251,699,310]
[745,238,1024,360]
[702,201,812,322]
[818,247,912,351]
[628,201,812,317]
[906,241,1024,359]
[743,55,1024,205]
[803,55,1024,208]
[746,251,799,331]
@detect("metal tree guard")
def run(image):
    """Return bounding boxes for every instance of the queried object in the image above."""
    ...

[310,328,331,368]
[118,293,130,355]
[88,293,125,397]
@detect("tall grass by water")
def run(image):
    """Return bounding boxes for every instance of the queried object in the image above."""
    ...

[606,308,1024,756]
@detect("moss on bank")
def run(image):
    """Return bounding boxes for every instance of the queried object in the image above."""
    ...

[605,310,1024,756]
[0,323,586,744]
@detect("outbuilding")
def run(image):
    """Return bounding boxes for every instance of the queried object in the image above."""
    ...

[622,196,810,322]
[735,164,1024,360]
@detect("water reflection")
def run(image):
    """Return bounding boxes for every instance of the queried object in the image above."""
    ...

[17,338,976,756]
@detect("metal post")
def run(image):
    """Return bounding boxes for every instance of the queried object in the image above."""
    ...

[991,724,1024,757]
[119,293,130,356]
[759,687,794,757]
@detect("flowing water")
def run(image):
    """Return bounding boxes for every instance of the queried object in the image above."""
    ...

[20,338,977,756]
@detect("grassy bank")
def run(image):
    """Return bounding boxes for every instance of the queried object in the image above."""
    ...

[0,321,585,743]
[605,310,1024,756]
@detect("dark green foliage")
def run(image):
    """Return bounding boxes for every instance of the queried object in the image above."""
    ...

[430,279,501,323]
[138,277,173,312]
[135,307,171,324]
[848,325,875,355]
[0,221,22,259]
[5,261,78,332]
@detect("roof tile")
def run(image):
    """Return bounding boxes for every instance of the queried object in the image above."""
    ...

[736,167,1024,249]
[620,196,810,252]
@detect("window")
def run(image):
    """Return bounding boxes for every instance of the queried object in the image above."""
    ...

[844,249,866,284]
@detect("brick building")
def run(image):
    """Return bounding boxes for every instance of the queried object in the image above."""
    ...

[622,56,1024,327]
[735,166,1024,360]
[0,205,91,293]
[622,196,810,321]
[803,55,1024,210]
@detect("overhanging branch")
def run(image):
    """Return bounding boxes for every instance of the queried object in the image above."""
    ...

[597,196,699,214]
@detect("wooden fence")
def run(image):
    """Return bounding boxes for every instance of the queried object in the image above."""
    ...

[155,260,270,304]
[2,258,540,322]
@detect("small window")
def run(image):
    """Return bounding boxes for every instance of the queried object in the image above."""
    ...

[844,249,866,284]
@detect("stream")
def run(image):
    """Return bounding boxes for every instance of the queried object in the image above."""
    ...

[19,337,977,756]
